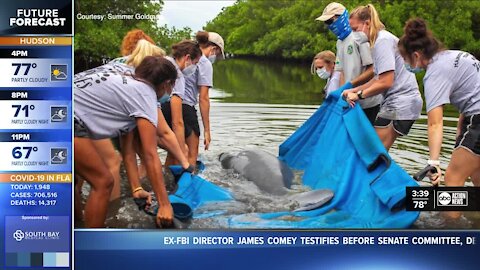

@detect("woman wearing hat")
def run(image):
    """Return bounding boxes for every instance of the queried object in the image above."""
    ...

[165,31,226,167]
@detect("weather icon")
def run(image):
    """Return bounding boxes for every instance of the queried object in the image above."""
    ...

[50,106,68,122]
[50,148,68,165]
[50,64,68,81]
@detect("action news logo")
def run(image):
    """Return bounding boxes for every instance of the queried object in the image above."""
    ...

[12,229,60,242]
[437,191,468,207]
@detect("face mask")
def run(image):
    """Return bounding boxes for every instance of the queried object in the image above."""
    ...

[328,10,352,41]
[404,56,424,73]
[182,62,197,77]
[158,93,170,104]
[353,31,368,43]
[208,54,217,64]
[316,68,331,79]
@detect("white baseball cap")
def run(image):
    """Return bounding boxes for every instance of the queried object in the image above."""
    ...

[208,32,225,59]
[316,2,346,21]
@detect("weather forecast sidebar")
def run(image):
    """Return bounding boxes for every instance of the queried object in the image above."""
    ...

[0,1,73,269]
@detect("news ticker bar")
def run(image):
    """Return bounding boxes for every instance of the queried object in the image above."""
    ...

[75,230,479,250]
[74,231,480,270]
[406,187,480,211]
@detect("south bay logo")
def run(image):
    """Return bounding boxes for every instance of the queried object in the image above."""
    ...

[437,191,468,207]
[13,230,24,242]
[12,230,60,242]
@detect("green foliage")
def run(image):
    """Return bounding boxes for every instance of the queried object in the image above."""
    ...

[74,0,192,72]
[206,0,480,60]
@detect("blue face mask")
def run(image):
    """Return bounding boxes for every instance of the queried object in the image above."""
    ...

[208,54,217,64]
[404,57,424,73]
[158,93,170,104]
[328,10,352,41]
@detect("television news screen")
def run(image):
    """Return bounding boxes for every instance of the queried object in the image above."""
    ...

[0,0,479,269]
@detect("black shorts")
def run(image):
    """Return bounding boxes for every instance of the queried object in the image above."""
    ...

[455,114,480,156]
[74,117,90,138]
[374,117,415,136]
[362,105,380,125]
[161,102,200,138]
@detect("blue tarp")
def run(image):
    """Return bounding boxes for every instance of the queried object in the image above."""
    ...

[167,166,233,220]
[226,90,420,228]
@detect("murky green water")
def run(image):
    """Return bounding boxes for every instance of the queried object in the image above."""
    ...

[83,58,478,229]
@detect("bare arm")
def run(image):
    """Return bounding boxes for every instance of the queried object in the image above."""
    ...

[428,106,444,161]
[361,70,393,98]
[120,130,141,192]
[120,130,153,204]
[199,86,211,150]
[136,118,173,227]
[344,71,393,106]
[351,65,374,87]
[156,108,190,168]
[339,71,345,86]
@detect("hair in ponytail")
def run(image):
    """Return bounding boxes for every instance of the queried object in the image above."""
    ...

[351,4,384,47]
[171,40,202,60]
[398,18,443,62]
[126,39,166,68]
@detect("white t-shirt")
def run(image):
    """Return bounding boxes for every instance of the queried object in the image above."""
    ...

[336,32,382,108]
[372,30,422,120]
[184,55,213,106]
[424,50,480,116]
[324,70,341,98]
[74,69,158,139]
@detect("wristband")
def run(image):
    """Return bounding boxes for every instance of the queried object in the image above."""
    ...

[132,187,144,194]
[427,160,440,166]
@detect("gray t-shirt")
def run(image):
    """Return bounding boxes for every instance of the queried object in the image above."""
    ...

[336,32,382,108]
[183,55,213,106]
[165,56,186,100]
[74,68,158,139]
[372,30,422,120]
[74,61,133,82]
[424,50,480,116]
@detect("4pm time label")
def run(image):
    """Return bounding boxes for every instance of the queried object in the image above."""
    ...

[0,59,70,88]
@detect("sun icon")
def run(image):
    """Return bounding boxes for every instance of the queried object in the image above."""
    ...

[52,68,61,76]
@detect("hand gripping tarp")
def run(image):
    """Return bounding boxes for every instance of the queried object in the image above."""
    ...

[228,89,420,228]
[167,166,233,220]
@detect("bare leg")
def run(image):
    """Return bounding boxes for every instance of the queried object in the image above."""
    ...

[75,137,114,228]
[375,125,399,150]
[92,139,122,201]
[74,178,84,223]
[471,169,480,186]
[443,148,480,219]
[186,133,200,166]
[444,148,480,186]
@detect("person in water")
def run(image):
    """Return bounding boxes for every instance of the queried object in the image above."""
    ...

[74,56,178,228]
[398,18,480,188]
[182,31,225,166]
[342,4,422,150]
